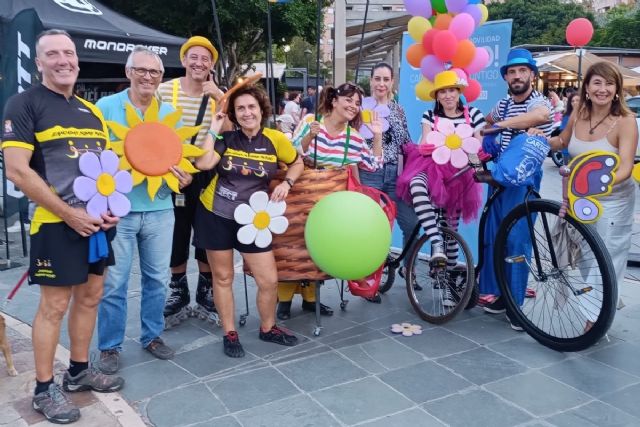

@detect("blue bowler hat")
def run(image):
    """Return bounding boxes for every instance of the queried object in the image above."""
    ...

[500,48,538,79]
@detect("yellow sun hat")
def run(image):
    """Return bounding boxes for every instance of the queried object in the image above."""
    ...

[429,70,468,99]
[180,36,219,63]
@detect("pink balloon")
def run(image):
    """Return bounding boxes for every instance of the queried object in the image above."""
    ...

[445,0,469,14]
[450,67,468,83]
[433,30,458,62]
[404,0,433,19]
[464,78,482,103]
[464,46,489,75]
[420,55,446,81]
[566,18,594,47]
[463,4,482,26]
[449,13,476,40]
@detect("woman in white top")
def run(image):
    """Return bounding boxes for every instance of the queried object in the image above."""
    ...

[547,61,638,327]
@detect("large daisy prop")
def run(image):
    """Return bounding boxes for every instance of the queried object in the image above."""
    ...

[359,97,390,139]
[106,98,206,200]
[427,118,480,169]
[234,191,289,248]
[73,150,133,218]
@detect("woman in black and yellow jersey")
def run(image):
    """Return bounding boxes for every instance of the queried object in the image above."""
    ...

[194,85,304,358]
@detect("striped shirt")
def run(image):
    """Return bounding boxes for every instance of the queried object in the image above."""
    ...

[156,78,215,146]
[292,114,382,170]
[421,106,486,133]
[489,91,553,150]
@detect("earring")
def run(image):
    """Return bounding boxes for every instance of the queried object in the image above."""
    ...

[585,93,590,100]
[614,94,620,101]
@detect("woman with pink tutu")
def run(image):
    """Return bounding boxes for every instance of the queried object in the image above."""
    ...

[397,71,485,304]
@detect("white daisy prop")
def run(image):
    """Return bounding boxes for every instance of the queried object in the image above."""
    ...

[234,191,289,248]
[390,323,423,337]
[427,118,481,169]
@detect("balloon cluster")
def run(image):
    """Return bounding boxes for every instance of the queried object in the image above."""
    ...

[405,0,490,103]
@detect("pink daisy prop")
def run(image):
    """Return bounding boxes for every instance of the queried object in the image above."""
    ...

[73,150,133,219]
[359,97,390,139]
[426,118,481,169]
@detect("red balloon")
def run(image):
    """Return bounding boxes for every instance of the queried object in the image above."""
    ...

[422,29,439,55]
[464,79,481,103]
[433,30,458,62]
[566,18,593,47]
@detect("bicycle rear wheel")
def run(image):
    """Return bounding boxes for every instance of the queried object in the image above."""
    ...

[494,199,617,351]
[406,228,475,324]
[378,254,396,294]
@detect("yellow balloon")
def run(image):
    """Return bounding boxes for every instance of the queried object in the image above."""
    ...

[415,79,434,101]
[408,16,432,43]
[479,4,489,25]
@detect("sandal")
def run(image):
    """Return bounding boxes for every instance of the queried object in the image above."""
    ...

[399,267,422,291]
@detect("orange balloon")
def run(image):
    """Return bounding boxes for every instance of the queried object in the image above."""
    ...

[407,44,426,68]
[452,40,476,69]
[434,13,453,30]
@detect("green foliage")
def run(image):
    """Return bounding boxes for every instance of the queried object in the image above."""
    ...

[592,7,640,48]
[488,0,596,46]
[100,0,326,80]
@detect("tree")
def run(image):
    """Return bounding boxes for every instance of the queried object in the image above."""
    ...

[100,0,326,81]
[592,6,640,48]
[488,0,596,46]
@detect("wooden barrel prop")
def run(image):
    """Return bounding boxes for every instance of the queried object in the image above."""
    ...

[267,167,348,281]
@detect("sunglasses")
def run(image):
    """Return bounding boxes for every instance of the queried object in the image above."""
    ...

[336,83,364,97]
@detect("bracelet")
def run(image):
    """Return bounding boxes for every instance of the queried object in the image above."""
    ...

[207,130,223,140]
[284,178,294,188]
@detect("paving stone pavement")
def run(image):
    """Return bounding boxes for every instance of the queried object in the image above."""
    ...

[2,158,640,427]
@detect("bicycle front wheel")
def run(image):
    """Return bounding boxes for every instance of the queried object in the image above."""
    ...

[406,228,475,324]
[494,199,617,351]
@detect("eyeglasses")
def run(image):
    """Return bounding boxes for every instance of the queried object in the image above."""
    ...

[130,67,162,78]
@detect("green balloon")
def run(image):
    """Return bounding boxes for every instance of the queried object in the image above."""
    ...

[305,191,391,280]
[431,0,447,14]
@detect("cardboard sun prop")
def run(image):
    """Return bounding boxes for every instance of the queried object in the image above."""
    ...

[106,98,206,200]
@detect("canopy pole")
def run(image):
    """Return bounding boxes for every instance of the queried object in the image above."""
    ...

[266,1,277,124]
[354,0,370,84]
[313,0,322,168]
[210,0,229,89]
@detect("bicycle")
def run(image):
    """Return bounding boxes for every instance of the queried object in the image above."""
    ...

[382,129,617,351]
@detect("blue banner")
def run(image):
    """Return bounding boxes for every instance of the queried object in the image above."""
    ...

[395,19,513,258]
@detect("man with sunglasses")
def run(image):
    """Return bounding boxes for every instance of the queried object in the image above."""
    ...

[95,46,193,374]
[156,36,223,329]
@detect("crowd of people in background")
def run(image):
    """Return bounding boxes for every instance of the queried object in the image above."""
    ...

[2,28,638,425]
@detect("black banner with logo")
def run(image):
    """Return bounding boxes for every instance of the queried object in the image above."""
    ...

[1,8,43,261]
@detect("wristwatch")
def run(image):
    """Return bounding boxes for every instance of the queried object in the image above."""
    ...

[284,178,294,188]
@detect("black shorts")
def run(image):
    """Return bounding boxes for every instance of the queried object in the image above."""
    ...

[29,222,116,286]
[193,203,271,254]
[170,182,207,267]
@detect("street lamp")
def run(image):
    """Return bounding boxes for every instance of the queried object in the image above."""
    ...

[283,45,290,68]
[304,48,312,94]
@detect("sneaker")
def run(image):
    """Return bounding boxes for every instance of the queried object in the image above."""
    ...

[442,285,457,308]
[63,366,124,393]
[223,331,245,358]
[7,220,29,233]
[144,338,175,360]
[277,301,292,320]
[259,325,298,346]
[32,383,80,424]
[506,312,524,332]
[483,296,506,314]
[431,241,446,264]
[302,301,334,316]
[364,293,382,304]
[99,349,119,375]
[399,267,422,291]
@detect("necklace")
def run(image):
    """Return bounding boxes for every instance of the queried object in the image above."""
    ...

[589,114,609,135]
